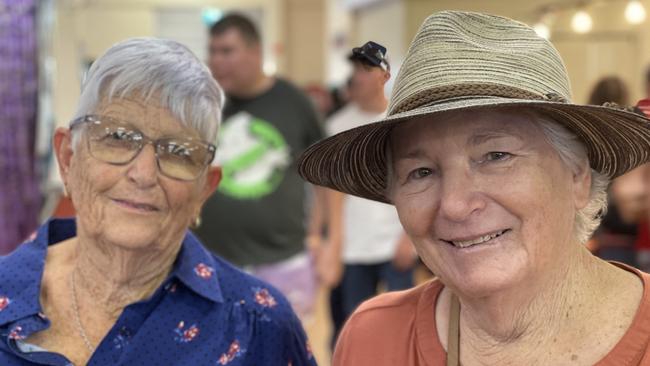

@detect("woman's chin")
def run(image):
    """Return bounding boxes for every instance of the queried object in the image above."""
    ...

[95,208,172,245]
[451,275,522,299]
[101,225,165,250]
[437,261,529,299]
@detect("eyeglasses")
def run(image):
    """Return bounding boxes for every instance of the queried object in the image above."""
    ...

[70,115,216,181]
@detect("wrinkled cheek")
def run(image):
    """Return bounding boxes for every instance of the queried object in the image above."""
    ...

[523,203,573,272]
[164,188,202,233]
[395,196,435,238]
[68,163,107,235]
[166,203,194,234]
[396,196,440,252]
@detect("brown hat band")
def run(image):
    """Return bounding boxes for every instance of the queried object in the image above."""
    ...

[390,83,568,115]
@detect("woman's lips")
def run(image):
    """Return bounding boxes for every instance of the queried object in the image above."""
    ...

[443,229,511,249]
[112,198,159,213]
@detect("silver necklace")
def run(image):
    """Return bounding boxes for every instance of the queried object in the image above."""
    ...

[70,269,95,353]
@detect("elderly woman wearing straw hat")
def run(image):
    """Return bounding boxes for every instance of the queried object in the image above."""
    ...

[299,11,650,366]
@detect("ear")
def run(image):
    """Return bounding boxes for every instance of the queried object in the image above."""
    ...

[383,70,391,84]
[573,159,592,210]
[53,127,74,187]
[200,166,222,202]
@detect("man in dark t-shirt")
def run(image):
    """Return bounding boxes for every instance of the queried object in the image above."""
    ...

[197,13,323,320]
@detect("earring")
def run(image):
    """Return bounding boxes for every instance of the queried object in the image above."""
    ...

[190,216,202,229]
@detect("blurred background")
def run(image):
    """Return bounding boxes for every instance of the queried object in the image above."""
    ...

[4,0,650,364]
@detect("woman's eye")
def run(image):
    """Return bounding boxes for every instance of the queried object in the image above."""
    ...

[108,129,138,141]
[485,152,511,162]
[170,145,190,157]
[111,131,129,140]
[408,167,433,180]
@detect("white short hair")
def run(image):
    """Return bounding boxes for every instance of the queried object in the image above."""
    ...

[386,110,609,244]
[72,37,223,144]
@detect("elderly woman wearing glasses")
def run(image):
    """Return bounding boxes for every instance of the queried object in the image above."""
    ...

[300,11,650,366]
[0,38,315,366]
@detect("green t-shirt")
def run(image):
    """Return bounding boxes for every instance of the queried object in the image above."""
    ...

[195,79,324,266]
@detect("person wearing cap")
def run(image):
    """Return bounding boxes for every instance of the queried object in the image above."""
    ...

[299,11,650,366]
[317,41,417,346]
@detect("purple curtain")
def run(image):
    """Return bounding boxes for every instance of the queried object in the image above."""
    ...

[0,0,40,255]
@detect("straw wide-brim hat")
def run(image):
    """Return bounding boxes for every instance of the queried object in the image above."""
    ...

[298,10,650,204]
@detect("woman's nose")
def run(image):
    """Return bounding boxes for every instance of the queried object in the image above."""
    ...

[126,144,158,187]
[437,170,486,223]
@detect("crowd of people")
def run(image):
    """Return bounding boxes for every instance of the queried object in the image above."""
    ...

[5,8,650,366]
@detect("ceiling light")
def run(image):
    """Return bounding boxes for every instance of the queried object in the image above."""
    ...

[625,0,646,24]
[571,10,593,33]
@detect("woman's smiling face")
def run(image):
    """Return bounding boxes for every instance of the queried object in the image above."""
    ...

[389,108,591,298]
[60,97,219,250]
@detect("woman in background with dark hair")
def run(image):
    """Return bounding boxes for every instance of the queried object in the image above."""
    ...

[588,76,646,267]
[588,76,629,107]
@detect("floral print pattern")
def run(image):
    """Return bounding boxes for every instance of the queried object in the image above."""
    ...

[174,321,200,343]
[0,220,317,366]
[113,326,133,350]
[253,288,277,308]
[194,263,215,279]
[218,340,245,365]
[0,296,9,312]
[8,326,24,340]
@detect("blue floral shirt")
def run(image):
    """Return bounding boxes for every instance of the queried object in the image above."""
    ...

[0,219,317,366]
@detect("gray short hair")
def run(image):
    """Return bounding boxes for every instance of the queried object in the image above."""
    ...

[386,111,609,245]
[72,37,223,145]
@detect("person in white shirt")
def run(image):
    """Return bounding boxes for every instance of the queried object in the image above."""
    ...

[316,41,418,346]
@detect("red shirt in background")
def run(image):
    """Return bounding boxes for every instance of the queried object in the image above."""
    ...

[52,196,75,217]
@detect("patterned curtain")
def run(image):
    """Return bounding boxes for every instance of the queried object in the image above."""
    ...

[0,0,40,254]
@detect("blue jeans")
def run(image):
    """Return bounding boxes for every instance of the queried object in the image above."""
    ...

[341,261,414,317]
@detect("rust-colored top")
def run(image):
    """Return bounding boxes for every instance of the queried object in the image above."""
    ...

[333,265,650,366]
[52,195,75,217]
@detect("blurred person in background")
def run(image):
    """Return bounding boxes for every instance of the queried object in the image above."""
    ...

[329,78,352,118]
[589,76,629,107]
[299,11,650,365]
[317,41,417,348]
[634,99,650,271]
[304,83,335,120]
[0,38,315,366]
[198,13,324,321]
[587,76,644,266]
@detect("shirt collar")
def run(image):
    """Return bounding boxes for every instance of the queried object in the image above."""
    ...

[171,231,224,303]
[0,219,223,327]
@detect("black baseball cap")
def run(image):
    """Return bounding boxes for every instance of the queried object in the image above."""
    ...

[349,41,389,71]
